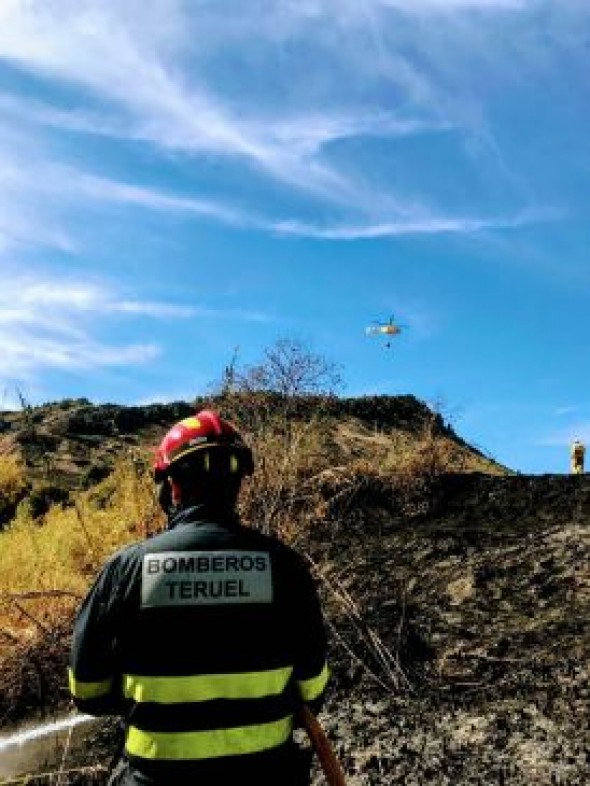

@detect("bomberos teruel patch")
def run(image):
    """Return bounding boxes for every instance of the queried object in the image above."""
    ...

[141,550,273,606]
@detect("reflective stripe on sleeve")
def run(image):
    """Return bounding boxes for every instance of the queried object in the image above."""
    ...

[297,662,329,702]
[126,716,293,760]
[123,666,293,703]
[68,668,113,699]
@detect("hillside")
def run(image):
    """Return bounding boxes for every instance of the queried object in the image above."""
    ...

[0,395,588,785]
[0,394,502,521]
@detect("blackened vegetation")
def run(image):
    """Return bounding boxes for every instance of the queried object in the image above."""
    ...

[309,472,590,785]
[0,617,72,725]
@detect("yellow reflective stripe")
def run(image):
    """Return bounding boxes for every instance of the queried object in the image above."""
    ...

[123,667,293,703]
[68,668,113,700]
[297,662,329,702]
[126,716,293,760]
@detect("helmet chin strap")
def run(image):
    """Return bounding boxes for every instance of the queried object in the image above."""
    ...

[157,480,174,516]
[158,479,188,522]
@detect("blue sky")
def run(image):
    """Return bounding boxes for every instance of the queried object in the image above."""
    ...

[0,0,589,475]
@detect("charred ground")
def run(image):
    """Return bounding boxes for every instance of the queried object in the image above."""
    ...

[313,471,589,784]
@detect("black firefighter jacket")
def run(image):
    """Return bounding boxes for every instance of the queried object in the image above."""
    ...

[68,505,329,784]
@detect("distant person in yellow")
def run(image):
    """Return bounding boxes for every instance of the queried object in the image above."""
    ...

[570,439,585,474]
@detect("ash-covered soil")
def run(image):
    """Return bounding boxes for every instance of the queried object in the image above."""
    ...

[309,472,590,785]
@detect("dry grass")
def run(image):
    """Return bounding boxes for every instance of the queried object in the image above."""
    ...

[0,454,28,515]
[0,450,164,658]
[0,406,495,721]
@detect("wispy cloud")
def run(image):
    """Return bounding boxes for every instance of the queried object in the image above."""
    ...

[0,276,191,381]
[554,405,578,417]
[0,278,195,323]
[0,274,275,386]
[0,0,570,240]
[1,139,533,246]
[0,2,353,201]
[0,333,158,378]
[0,93,133,139]
[375,0,528,10]
[272,210,540,239]
[79,172,534,239]
[74,172,255,227]
[0,0,585,275]
[0,92,449,155]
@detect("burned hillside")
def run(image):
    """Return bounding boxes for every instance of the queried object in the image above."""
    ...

[0,395,587,784]
[311,471,589,784]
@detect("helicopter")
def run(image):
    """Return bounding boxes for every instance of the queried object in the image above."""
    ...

[365,314,405,348]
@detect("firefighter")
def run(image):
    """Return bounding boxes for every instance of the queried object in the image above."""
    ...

[571,438,585,475]
[69,410,329,786]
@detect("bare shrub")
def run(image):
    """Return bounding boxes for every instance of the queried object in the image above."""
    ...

[206,338,345,539]
[236,337,343,398]
[206,391,334,539]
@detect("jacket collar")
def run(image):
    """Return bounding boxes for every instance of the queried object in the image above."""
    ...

[167,503,240,531]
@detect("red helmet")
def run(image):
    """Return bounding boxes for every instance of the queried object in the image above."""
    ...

[153,410,253,482]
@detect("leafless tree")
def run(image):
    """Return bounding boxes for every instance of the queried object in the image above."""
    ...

[236,337,343,397]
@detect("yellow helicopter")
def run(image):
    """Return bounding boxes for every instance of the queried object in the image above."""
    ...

[365,315,404,348]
